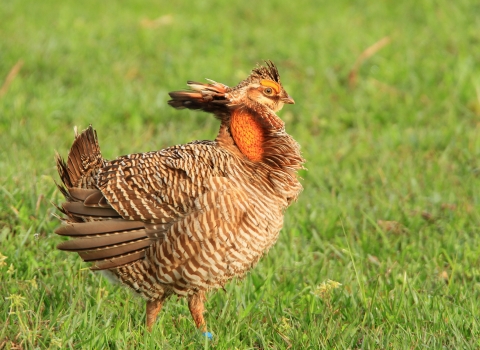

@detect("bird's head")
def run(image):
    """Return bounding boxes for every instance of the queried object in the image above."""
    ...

[232,61,294,112]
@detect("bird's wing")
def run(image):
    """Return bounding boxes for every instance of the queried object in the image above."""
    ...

[55,130,249,273]
[135,144,276,293]
[55,126,258,280]
[147,173,253,293]
[98,143,263,293]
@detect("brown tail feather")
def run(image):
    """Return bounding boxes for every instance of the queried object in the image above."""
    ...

[57,229,149,250]
[77,239,151,261]
[56,125,104,191]
[55,125,151,270]
[62,202,121,218]
[68,188,101,201]
[55,219,145,236]
[90,250,146,270]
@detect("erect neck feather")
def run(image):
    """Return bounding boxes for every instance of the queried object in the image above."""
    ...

[227,107,303,174]
[216,105,304,201]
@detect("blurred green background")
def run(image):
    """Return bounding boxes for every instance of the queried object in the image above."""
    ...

[1,0,480,348]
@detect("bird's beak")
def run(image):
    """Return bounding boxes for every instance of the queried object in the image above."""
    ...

[281,96,295,104]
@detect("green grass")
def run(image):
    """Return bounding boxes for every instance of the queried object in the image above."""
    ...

[1,0,480,348]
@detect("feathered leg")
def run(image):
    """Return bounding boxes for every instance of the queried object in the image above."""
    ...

[188,291,212,338]
[146,298,165,332]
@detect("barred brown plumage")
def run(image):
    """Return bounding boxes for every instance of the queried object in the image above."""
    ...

[54,61,305,334]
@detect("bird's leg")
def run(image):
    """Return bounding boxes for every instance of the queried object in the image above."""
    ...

[146,298,164,332]
[188,291,207,332]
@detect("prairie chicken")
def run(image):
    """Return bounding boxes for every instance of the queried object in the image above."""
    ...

[54,61,304,335]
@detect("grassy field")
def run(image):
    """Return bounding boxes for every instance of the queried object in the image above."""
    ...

[1,0,480,348]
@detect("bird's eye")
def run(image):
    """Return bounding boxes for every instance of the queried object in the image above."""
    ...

[264,88,273,95]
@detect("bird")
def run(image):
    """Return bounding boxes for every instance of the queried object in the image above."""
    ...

[54,61,304,336]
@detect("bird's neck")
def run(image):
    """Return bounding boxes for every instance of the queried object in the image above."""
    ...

[229,109,266,162]
[216,107,303,177]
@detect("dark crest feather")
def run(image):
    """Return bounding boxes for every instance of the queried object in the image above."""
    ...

[232,60,282,91]
[252,60,280,83]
